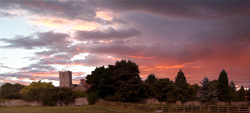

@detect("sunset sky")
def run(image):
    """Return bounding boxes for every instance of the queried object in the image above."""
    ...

[0,0,250,87]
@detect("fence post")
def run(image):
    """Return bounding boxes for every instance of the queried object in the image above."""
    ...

[191,106,193,112]
[183,106,185,112]
[169,106,170,112]
[217,106,219,113]
[200,106,201,111]
[227,106,229,113]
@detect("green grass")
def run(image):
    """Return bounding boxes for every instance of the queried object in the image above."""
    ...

[0,105,148,113]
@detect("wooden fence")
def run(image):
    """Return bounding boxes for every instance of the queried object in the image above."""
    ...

[155,106,250,113]
[96,100,250,113]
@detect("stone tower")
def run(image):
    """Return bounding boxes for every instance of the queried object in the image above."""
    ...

[59,71,72,89]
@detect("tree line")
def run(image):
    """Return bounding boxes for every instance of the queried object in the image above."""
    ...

[85,60,250,104]
[1,60,250,105]
[0,81,85,106]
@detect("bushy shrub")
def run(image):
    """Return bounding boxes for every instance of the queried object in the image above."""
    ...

[87,92,99,105]
[74,90,86,98]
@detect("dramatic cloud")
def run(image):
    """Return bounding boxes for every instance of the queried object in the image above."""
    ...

[1,0,96,21]
[1,31,71,49]
[1,0,250,86]
[94,0,250,20]
[76,27,140,41]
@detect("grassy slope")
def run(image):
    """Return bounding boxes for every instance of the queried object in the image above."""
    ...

[0,105,148,113]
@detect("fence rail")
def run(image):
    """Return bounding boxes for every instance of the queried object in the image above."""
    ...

[96,100,250,113]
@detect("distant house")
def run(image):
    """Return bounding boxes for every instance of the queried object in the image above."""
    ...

[73,79,91,92]
[59,71,90,92]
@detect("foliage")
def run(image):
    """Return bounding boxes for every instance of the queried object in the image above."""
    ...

[217,70,231,102]
[41,88,58,106]
[86,60,143,103]
[229,81,238,101]
[175,69,189,103]
[153,78,176,103]
[87,91,99,105]
[140,82,156,98]
[86,66,114,99]
[238,86,245,101]
[114,80,144,102]
[187,83,200,101]
[0,83,25,99]
[21,80,54,101]
[198,77,218,103]
[145,73,158,85]
[21,81,77,106]
[247,87,250,101]
[74,90,86,98]
[57,87,77,105]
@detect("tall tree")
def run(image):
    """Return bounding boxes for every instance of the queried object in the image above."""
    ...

[144,73,158,98]
[175,69,189,103]
[86,60,143,103]
[198,77,218,103]
[86,66,114,99]
[112,60,142,102]
[229,81,238,101]
[145,73,158,85]
[187,83,200,101]
[238,86,245,101]
[217,70,231,102]
[247,87,250,101]
[154,78,176,103]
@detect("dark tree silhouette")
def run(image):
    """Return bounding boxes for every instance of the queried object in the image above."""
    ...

[198,77,218,103]
[0,83,25,99]
[175,69,189,103]
[187,83,200,101]
[145,73,158,85]
[247,87,250,101]
[217,70,231,102]
[154,78,176,103]
[229,81,238,101]
[238,86,245,101]
[86,60,143,102]
[86,66,114,99]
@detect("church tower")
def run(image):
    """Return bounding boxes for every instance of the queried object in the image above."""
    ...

[59,71,72,89]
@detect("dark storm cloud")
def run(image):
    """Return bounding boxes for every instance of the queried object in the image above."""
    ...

[0,0,114,25]
[87,39,145,56]
[0,31,70,49]
[1,0,250,21]
[76,27,140,41]
[0,0,95,21]
[95,0,250,20]
[73,54,118,66]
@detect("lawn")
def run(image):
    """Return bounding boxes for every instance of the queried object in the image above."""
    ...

[0,105,148,113]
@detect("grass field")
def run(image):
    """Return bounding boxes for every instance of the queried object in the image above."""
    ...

[0,105,149,113]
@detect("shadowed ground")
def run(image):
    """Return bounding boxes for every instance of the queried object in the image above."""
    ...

[0,105,148,113]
